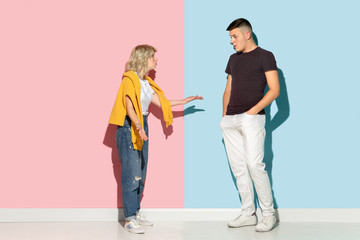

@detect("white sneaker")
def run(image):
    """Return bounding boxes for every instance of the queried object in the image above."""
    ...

[136,212,153,226]
[124,219,145,234]
[255,215,277,232]
[228,214,257,228]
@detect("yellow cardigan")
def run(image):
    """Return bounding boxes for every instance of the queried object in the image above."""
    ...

[109,70,173,150]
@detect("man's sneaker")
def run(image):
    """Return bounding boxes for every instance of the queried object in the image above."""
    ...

[124,219,145,234]
[136,212,153,226]
[227,214,257,228]
[255,215,277,232]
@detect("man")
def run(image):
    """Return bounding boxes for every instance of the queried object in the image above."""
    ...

[220,18,280,232]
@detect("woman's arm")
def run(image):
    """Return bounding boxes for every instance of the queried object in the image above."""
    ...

[170,95,203,106]
[151,93,203,107]
[125,96,148,141]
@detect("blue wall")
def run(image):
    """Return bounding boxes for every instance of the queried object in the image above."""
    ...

[184,0,360,208]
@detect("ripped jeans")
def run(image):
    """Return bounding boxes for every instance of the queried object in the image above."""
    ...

[115,115,149,221]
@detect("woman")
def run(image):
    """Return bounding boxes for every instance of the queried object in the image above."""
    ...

[109,45,202,234]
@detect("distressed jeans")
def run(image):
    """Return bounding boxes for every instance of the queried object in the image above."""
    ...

[220,113,275,216]
[115,115,149,221]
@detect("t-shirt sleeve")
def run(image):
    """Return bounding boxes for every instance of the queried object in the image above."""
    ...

[225,56,232,75]
[262,51,277,72]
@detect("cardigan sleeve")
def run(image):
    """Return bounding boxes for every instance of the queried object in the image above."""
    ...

[122,77,137,106]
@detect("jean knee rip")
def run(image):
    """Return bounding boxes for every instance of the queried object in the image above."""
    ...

[126,176,141,192]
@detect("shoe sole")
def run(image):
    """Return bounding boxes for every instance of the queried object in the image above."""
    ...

[255,222,277,232]
[255,228,273,232]
[228,223,257,228]
[125,229,145,234]
[255,228,274,232]
[138,222,153,226]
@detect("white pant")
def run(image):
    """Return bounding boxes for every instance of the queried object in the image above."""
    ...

[220,113,275,216]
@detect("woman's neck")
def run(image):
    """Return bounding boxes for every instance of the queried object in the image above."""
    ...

[138,69,147,80]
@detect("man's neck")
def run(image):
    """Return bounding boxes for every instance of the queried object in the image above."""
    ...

[243,41,258,53]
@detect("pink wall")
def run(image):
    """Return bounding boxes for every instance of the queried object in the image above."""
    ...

[0,1,184,208]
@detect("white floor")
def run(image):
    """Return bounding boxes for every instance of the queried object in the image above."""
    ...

[1,221,360,240]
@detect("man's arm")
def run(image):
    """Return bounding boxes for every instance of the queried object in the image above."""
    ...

[247,70,280,115]
[223,75,232,116]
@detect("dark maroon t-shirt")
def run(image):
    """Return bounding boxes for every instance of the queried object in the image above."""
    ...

[225,47,277,115]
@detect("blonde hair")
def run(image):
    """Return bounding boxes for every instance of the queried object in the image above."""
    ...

[125,44,157,76]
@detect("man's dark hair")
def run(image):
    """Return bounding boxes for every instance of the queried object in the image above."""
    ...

[226,18,252,32]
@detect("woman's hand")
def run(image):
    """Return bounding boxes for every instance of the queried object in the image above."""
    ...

[183,95,203,104]
[136,124,148,141]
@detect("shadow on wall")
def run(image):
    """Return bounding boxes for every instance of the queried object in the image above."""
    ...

[103,69,204,221]
[264,68,290,210]
[149,104,205,139]
[148,70,205,139]
[103,124,123,207]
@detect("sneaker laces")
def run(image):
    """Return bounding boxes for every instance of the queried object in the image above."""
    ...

[260,216,272,225]
[137,212,151,222]
[234,214,242,220]
[136,213,145,220]
[130,219,140,227]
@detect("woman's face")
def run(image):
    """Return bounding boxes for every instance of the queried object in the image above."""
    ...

[147,54,157,71]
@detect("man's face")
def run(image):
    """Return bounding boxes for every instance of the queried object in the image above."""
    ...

[229,28,247,52]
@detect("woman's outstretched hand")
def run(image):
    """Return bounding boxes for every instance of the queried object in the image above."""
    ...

[183,95,203,104]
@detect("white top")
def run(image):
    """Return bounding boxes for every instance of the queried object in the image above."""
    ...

[137,73,154,115]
